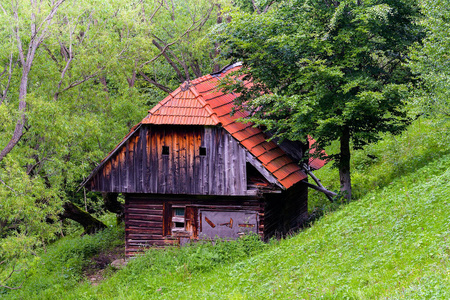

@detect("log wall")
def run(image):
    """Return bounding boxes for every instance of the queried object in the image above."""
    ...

[124,194,265,256]
[88,125,248,195]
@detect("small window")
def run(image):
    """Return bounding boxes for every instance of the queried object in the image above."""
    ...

[199,147,207,156]
[174,222,184,228]
[172,207,185,232]
[162,146,169,155]
[174,208,185,216]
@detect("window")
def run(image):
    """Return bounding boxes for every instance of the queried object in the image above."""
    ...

[199,147,207,156]
[172,207,185,231]
[162,145,169,155]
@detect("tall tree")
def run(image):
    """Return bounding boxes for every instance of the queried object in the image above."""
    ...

[219,0,423,200]
[0,0,66,162]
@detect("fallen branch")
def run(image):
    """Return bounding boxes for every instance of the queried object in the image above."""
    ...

[302,163,336,202]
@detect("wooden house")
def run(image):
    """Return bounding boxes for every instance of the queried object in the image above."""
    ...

[83,63,326,256]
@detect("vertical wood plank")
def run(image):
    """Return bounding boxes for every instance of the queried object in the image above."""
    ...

[193,128,201,194]
[205,127,213,195]
[217,127,224,195]
[158,128,165,193]
[166,128,174,194]
[180,128,187,194]
[125,140,130,193]
[187,128,195,193]
[150,126,158,193]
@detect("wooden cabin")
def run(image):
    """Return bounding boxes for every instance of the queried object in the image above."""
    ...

[83,63,326,256]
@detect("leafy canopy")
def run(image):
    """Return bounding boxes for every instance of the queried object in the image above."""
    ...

[220,0,423,162]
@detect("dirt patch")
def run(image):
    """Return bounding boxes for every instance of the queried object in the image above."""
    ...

[83,245,126,285]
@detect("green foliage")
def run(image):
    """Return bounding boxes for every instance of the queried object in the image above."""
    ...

[0,0,228,261]
[409,0,450,118]
[90,155,450,299]
[218,0,424,199]
[1,232,264,299]
[0,226,124,298]
[4,144,446,299]
[1,117,449,299]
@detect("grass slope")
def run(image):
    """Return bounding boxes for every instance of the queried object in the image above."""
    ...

[68,154,449,299]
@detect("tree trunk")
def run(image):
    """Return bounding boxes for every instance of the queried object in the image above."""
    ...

[102,192,124,223]
[61,202,106,234]
[0,68,28,162]
[339,126,352,201]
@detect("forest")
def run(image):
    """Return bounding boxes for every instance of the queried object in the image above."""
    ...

[0,0,449,298]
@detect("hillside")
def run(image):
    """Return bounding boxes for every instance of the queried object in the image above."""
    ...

[1,118,449,299]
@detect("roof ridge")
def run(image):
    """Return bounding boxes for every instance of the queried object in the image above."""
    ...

[148,87,182,115]
[189,85,220,125]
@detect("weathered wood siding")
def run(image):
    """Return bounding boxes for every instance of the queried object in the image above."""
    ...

[125,194,264,257]
[88,125,248,195]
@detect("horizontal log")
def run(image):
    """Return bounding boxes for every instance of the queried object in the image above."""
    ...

[126,227,163,234]
[128,240,168,246]
[127,208,163,214]
[127,234,164,240]
[127,214,163,222]
[127,220,163,228]
[126,204,163,209]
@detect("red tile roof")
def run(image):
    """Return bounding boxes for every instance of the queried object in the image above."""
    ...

[88,63,327,190]
[138,63,313,189]
[142,83,220,126]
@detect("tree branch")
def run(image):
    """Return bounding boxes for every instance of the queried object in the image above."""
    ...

[0,3,7,15]
[263,1,275,13]
[251,0,262,14]
[0,53,15,104]
[0,0,65,163]
[0,178,17,195]
[139,4,214,69]
[55,68,104,100]
[138,71,172,93]
[0,261,26,290]
[152,38,185,82]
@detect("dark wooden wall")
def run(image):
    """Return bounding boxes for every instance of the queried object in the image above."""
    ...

[124,194,264,257]
[88,125,248,195]
[263,181,309,240]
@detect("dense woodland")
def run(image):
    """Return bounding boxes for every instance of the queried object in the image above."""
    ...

[0,0,449,296]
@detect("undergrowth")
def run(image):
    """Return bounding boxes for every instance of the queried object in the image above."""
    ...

[0,226,124,299]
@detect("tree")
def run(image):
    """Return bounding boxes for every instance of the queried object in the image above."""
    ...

[219,0,423,200]
[121,0,228,98]
[409,0,450,118]
[0,0,66,162]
